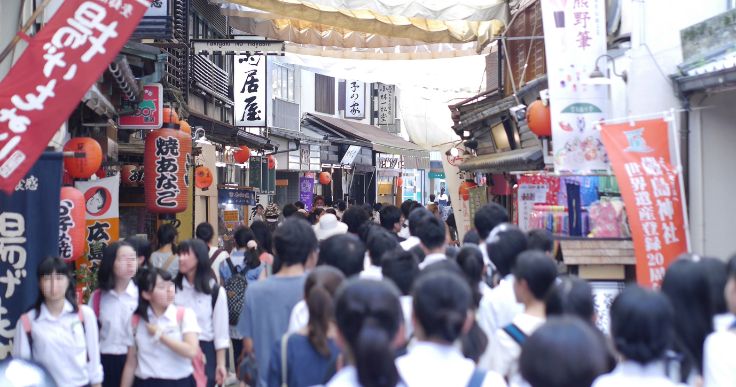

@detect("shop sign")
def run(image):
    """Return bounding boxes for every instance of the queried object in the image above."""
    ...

[219,188,256,206]
[299,176,314,211]
[118,83,163,129]
[144,0,168,17]
[345,80,365,119]
[541,0,609,173]
[601,118,689,288]
[377,84,395,125]
[0,0,150,193]
[75,174,120,261]
[340,145,361,165]
[377,154,403,170]
[0,153,62,358]
[428,160,445,179]
[234,52,267,127]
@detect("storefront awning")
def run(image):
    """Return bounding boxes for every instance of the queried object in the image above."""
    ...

[188,112,275,150]
[458,147,544,173]
[267,126,331,146]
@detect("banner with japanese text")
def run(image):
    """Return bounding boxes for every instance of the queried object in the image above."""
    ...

[234,52,266,127]
[300,176,314,211]
[0,153,62,358]
[541,0,610,172]
[601,118,689,287]
[76,175,120,261]
[0,0,151,193]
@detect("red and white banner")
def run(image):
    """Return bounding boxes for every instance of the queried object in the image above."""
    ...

[0,0,150,193]
[600,118,689,288]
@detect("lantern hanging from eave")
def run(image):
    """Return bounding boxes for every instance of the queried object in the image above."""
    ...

[267,155,276,169]
[144,128,188,213]
[527,100,552,137]
[163,107,179,125]
[59,187,86,262]
[63,137,103,179]
[234,146,251,164]
[319,171,331,185]
[177,129,192,189]
[396,176,404,187]
[179,120,191,134]
[195,166,213,189]
[458,180,478,201]
[122,165,139,187]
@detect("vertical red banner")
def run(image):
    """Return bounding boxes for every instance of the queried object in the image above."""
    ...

[600,118,689,287]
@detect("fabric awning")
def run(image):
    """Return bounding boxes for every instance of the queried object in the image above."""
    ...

[458,147,544,173]
[188,112,275,149]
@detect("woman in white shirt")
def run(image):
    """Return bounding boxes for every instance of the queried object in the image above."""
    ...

[13,257,104,387]
[327,279,405,387]
[90,241,139,387]
[175,239,229,387]
[703,256,736,387]
[120,267,201,387]
[396,270,507,387]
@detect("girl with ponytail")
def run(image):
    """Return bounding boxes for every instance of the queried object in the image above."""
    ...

[268,266,345,387]
[326,279,405,387]
[396,271,507,387]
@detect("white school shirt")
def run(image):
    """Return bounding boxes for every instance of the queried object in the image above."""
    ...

[12,301,104,386]
[703,329,736,387]
[326,365,406,387]
[400,236,420,250]
[359,265,383,280]
[592,361,685,387]
[125,305,201,380]
[88,281,138,355]
[209,246,230,283]
[477,275,523,340]
[174,277,229,349]
[400,295,414,340]
[487,313,544,385]
[713,313,735,332]
[287,299,309,333]
[418,253,447,270]
[397,341,507,387]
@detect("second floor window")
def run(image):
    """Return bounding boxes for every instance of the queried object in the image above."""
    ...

[315,73,335,115]
[273,64,295,101]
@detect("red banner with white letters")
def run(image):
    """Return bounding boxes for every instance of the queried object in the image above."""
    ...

[0,0,150,193]
[600,118,689,288]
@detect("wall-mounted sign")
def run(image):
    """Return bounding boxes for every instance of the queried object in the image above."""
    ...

[219,188,256,206]
[191,39,285,55]
[377,154,404,170]
[377,83,395,125]
[144,0,168,17]
[118,83,163,129]
[234,52,267,127]
[340,145,362,165]
[345,80,365,119]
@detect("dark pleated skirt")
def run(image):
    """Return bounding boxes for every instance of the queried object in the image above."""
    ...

[101,353,127,387]
[199,340,216,387]
[134,375,196,387]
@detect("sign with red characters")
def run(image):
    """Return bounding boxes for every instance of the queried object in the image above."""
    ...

[600,118,689,288]
[0,0,151,193]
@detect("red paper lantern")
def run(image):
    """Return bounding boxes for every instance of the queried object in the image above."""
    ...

[179,120,191,134]
[95,166,106,179]
[195,166,214,189]
[176,128,192,190]
[63,137,103,178]
[396,177,404,187]
[319,172,332,185]
[121,165,139,186]
[267,155,276,170]
[59,187,86,262]
[163,107,179,124]
[234,146,251,164]
[527,100,552,137]
[458,180,478,201]
[144,128,189,213]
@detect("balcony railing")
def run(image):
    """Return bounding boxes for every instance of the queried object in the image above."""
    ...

[191,55,232,105]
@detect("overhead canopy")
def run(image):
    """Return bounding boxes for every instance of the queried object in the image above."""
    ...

[458,147,544,173]
[188,112,275,149]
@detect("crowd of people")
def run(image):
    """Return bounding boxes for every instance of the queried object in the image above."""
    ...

[9,199,736,387]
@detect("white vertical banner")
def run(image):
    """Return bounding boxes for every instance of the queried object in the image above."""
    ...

[541,0,610,172]
[234,52,267,127]
[345,80,366,119]
[377,83,395,125]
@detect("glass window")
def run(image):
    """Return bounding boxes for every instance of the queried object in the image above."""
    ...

[287,68,294,101]
[273,64,295,102]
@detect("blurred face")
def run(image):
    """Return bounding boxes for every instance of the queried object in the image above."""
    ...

[114,245,138,282]
[178,247,197,275]
[316,199,325,207]
[143,275,175,308]
[726,277,736,314]
[40,271,69,302]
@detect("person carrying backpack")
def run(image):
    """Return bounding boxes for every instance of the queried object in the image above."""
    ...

[196,222,230,283]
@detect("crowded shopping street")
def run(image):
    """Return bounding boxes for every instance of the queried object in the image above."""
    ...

[1,0,736,386]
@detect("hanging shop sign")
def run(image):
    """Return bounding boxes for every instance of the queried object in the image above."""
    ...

[59,187,86,262]
[75,174,120,261]
[600,118,689,288]
[428,160,445,179]
[144,128,191,213]
[345,80,365,119]
[377,83,395,125]
[541,0,609,172]
[144,0,168,17]
[300,176,315,211]
[0,153,62,358]
[377,154,404,171]
[340,145,361,165]
[0,0,150,193]
[219,188,256,206]
[191,39,285,55]
[118,83,164,129]
[234,52,267,127]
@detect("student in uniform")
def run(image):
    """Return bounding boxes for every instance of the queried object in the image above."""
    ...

[91,241,139,387]
[12,257,104,387]
[175,239,229,387]
[120,267,201,387]
[150,223,179,277]
[396,271,507,387]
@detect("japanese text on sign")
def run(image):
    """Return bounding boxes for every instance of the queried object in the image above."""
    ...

[58,200,76,260]
[154,136,180,207]
[377,84,395,125]
[344,81,365,119]
[234,52,266,127]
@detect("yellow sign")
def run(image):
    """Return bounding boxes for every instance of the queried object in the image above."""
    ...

[224,210,239,222]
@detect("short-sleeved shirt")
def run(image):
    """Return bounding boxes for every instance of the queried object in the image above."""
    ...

[219,251,263,284]
[487,313,544,384]
[150,251,178,278]
[237,275,306,387]
[267,334,339,387]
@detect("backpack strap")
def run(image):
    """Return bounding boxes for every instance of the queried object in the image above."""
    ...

[209,249,225,266]
[502,323,528,346]
[281,333,292,387]
[211,284,220,311]
[225,257,238,274]
[20,314,33,357]
[176,306,185,324]
[92,289,102,317]
[161,254,176,271]
[466,369,487,387]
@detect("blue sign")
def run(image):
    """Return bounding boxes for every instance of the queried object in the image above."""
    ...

[0,153,63,358]
[219,189,256,206]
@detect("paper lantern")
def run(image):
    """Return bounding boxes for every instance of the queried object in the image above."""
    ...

[527,100,552,137]
[176,128,192,189]
[163,107,179,124]
[63,137,103,179]
[59,187,86,262]
[267,155,276,170]
[458,180,478,201]
[234,146,251,164]
[179,120,191,134]
[396,177,404,187]
[95,166,106,179]
[319,172,331,185]
[121,165,139,186]
[195,166,213,189]
[144,128,188,213]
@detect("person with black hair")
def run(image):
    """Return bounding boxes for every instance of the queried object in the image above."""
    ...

[487,250,557,384]
[399,206,428,251]
[295,201,306,210]
[238,218,318,387]
[268,267,345,387]
[336,200,347,220]
[592,286,677,387]
[174,239,229,387]
[283,203,299,219]
[150,223,179,277]
[526,229,554,256]
[342,206,370,234]
[309,207,326,225]
[700,257,732,331]
[196,222,230,284]
[13,257,103,387]
[127,236,152,268]
[361,227,400,280]
[473,203,509,267]
[381,249,420,340]
[317,233,366,278]
[120,267,201,387]
[379,205,405,242]
[397,200,414,239]
[427,194,436,206]
[520,317,608,387]
[453,246,491,365]
[397,271,506,387]
[410,212,446,269]
[88,241,139,387]
[463,229,481,245]
[703,255,736,386]
[315,196,326,208]
[326,279,405,387]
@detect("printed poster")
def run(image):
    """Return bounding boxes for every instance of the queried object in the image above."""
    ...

[76,174,120,260]
[300,176,315,211]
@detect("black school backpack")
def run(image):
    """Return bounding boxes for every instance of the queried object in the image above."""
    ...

[223,257,248,326]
